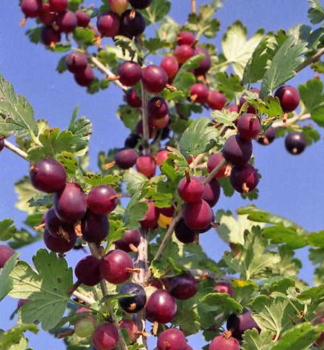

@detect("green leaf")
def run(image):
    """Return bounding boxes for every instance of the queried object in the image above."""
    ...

[200,292,243,315]
[141,0,171,25]
[251,295,297,335]
[179,117,218,159]
[237,205,303,230]
[14,176,38,215]
[68,106,92,156]
[223,226,280,280]
[157,17,181,44]
[144,38,170,53]
[302,126,320,145]
[83,174,121,187]
[242,329,274,350]
[0,219,16,241]
[26,27,41,44]
[297,284,324,302]
[0,254,19,302]
[243,37,273,85]
[108,219,125,247]
[307,231,324,247]
[117,105,141,132]
[211,110,238,127]
[173,55,204,91]
[9,250,73,331]
[186,5,220,39]
[123,193,148,230]
[27,128,74,162]
[216,210,258,245]
[123,168,148,196]
[308,0,324,24]
[56,151,79,177]
[73,28,95,46]
[173,302,201,335]
[56,55,67,74]
[299,79,324,127]
[0,74,38,139]
[269,323,324,350]
[258,96,283,117]
[214,72,244,101]
[68,0,84,11]
[260,36,308,98]
[262,226,306,249]
[0,324,38,350]
[222,21,264,78]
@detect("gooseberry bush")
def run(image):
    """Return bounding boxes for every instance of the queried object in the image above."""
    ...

[2,0,324,349]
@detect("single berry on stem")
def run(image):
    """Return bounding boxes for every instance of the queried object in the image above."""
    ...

[81,210,109,243]
[109,0,129,15]
[142,65,168,94]
[194,47,212,76]
[115,148,138,169]
[119,319,138,343]
[114,229,141,252]
[43,228,77,253]
[285,132,306,155]
[75,10,91,28]
[230,164,259,194]
[74,66,95,87]
[214,281,234,296]
[177,173,204,203]
[157,329,187,350]
[222,135,252,165]
[275,85,300,113]
[49,0,68,12]
[92,323,119,350]
[237,113,261,140]
[190,83,209,104]
[140,201,159,229]
[54,183,87,222]
[29,159,66,193]
[207,153,228,179]
[174,44,195,64]
[65,52,88,74]
[135,156,156,178]
[207,90,226,110]
[97,11,120,37]
[118,282,147,313]
[201,177,221,208]
[100,249,134,284]
[176,31,196,46]
[75,255,101,287]
[145,289,177,325]
[160,56,179,79]
[41,26,61,46]
[87,185,118,215]
[120,10,146,38]
[147,97,169,119]
[56,11,77,33]
[175,219,196,244]
[0,245,15,268]
[184,199,213,231]
[169,273,198,300]
[117,61,142,87]
[257,126,276,145]
[21,0,42,18]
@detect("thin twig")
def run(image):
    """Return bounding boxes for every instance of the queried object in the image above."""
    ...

[72,291,95,305]
[272,113,311,128]
[295,47,324,73]
[4,140,28,160]
[133,229,148,347]
[140,81,150,155]
[191,0,196,14]
[203,160,226,185]
[152,208,184,263]
[88,243,128,350]
[90,56,127,91]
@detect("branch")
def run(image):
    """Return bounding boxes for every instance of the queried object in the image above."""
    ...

[4,140,28,160]
[72,290,95,305]
[152,208,184,263]
[272,113,311,128]
[191,0,196,14]
[296,47,324,73]
[140,81,150,155]
[90,56,127,91]
[133,229,149,348]
[88,243,128,350]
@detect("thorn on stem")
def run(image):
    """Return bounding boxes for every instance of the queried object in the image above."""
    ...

[103,161,116,170]
[153,321,159,335]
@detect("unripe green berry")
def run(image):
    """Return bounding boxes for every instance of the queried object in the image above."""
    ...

[74,318,95,338]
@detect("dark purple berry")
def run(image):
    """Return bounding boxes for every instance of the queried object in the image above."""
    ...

[75,255,101,286]
[285,132,306,155]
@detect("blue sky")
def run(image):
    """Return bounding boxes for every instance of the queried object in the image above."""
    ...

[0,0,321,349]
